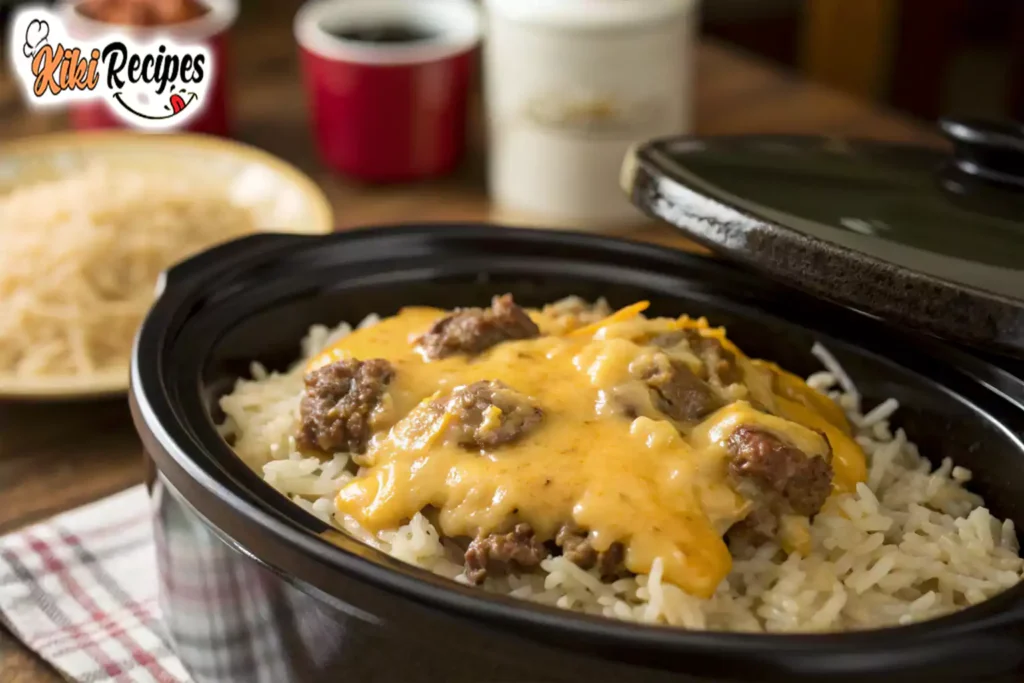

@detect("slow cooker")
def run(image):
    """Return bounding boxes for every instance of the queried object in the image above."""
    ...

[131,117,1024,682]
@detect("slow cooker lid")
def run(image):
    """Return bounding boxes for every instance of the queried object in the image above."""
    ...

[624,117,1024,359]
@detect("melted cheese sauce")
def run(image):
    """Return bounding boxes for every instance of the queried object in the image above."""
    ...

[307,304,867,598]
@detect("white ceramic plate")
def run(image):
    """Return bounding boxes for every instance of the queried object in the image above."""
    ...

[0,132,335,401]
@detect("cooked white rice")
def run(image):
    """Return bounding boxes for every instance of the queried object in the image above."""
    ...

[0,162,259,378]
[219,315,1024,633]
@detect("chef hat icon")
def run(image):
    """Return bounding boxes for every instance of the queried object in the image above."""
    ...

[23,19,50,58]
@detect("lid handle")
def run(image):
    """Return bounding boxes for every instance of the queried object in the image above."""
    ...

[940,117,1024,190]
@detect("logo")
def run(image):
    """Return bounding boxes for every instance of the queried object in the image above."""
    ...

[8,6,213,130]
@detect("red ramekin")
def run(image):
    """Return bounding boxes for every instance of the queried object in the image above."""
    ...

[294,0,480,182]
[58,0,238,137]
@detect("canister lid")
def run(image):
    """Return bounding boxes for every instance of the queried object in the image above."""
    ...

[624,118,1024,358]
[483,0,696,30]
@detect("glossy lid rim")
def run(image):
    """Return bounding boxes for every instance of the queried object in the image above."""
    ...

[624,134,1024,360]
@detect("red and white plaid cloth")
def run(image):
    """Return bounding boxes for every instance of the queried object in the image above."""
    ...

[0,485,191,683]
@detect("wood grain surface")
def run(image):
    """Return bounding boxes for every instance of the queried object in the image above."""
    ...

[0,2,939,680]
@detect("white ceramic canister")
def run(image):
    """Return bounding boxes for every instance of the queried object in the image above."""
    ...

[483,0,698,229]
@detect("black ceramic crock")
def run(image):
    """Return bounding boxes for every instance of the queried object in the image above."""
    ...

[130,222,1024,683]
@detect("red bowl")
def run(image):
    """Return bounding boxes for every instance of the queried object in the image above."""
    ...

[58,0,238,137]
[294,0,480,183]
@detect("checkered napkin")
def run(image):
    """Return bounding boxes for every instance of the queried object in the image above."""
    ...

[0,485,191,683]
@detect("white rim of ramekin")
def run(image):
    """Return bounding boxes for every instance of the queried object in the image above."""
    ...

[484,0,697,30]
[294,0,481,66]
[58,0,239,41]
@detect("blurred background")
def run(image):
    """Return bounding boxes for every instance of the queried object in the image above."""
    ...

[702,0,1023,122]
[3,0,1022,124]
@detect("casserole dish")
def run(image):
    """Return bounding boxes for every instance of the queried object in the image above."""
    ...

[131,119,1024,682]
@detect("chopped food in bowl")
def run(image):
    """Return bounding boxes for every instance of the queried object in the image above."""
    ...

[0,132,333,399]
[218,293,1023,633]
[0,161,257,379]
[76,0,209,25]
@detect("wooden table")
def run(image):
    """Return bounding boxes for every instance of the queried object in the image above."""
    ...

[0,5,939,680]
